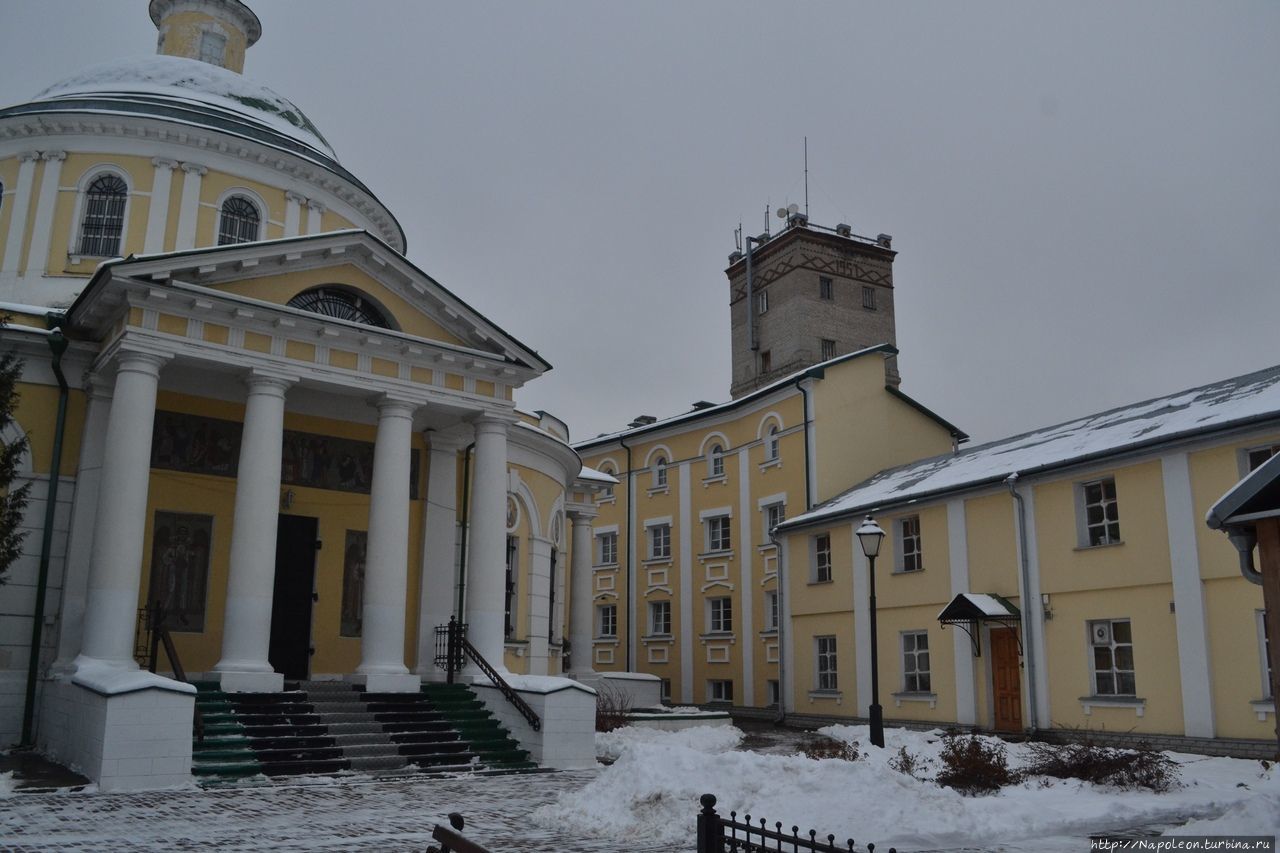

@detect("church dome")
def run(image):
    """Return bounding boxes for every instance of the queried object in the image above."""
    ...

[25,55,335,164]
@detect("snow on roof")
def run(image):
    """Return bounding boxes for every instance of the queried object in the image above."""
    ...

[785,363,1280,530]
[940,593,1017,620]
[29,55,334,158]
[578,465,619,485]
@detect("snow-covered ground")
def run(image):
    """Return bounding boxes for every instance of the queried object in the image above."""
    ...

[535,724,1280,851]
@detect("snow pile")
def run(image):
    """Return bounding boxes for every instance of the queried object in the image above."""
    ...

[595,722,741,761]
[535,724,1279,850]
[0,771,14,798]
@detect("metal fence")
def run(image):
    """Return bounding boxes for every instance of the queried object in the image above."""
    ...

[696,794,897,853]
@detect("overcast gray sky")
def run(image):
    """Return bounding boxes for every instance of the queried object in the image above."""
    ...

[4,2,1278,447]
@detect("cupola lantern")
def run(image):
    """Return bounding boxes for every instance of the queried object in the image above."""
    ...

[150,0,262,74]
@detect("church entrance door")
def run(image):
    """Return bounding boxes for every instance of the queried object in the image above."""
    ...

[269,515,319,680]
[991,627,1023,732]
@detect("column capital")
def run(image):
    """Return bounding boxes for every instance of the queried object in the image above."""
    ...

[305,199,326,213]
[566,505,600,522]
[471,411,519,434]
[243,369,298,396]
[424,430,467,454]
[180,162,208,176]
[114,349,171,378]
[41,150,67,162]
[18,151,40,163]
[371,394,417,419]
[151,157,180,170]
[82,370,115,400]
[286,191,308,205]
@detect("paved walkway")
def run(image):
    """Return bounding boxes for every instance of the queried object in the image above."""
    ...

[0,770,678,852]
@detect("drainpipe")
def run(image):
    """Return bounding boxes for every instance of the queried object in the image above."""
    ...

[20,326,69,747]
[1223,527,1263,586]
[792,375,814,511]
[453,442,476,618]
[773,530,787,725]
[1004,472,1040,733]
[619,437,633,671]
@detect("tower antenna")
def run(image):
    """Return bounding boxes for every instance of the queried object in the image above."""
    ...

[804,136,809,218]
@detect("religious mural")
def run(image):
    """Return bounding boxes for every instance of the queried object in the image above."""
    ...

[340,530,368,637]
[148,511,213,632]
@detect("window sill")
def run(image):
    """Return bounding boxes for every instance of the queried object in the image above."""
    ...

[1074,541,1125,552]
[702,475,727,487]
[1079,695,1146,717]
[595,496,616,506]
[808,577,834,586]
[698,550,734,561]
[808,690,843,703]
[643,556,673,566]
[891,567,925,576]
[756,542,778,553]
[759,629,778,638]
[699,632,736,644]
[1250,699,1276,720]
[892,692,938,709]
[593,562,619,571]
[758,459,782,473]
[641,634,673,644]
[593,637,621,645]
[646,486,670,497]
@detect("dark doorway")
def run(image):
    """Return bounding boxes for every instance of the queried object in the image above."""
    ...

[269,515,318,680]
[991,627,1023,732]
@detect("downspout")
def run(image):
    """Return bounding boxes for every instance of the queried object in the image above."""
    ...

[1223,527,1263,585]
[746,238,757,355]
[773,530,787,724]
[793,376,814,511]
[453,442,476,619]
[1004,472,1040,733]
[619,437,633,671]
[20,326,69,746]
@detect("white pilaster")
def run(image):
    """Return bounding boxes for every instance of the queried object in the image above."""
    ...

[567,509,597,680]
[737,446,754,706]
[780,536,795,713]
[416,436,461,679]
[25,150,66,277]
[678,460,693,701]
[214,372,294,692]
[852,524,872,716]
[76,351,169,669]
[305,199,325,234]
[1010,485,1051,728]
[284,192,305,237]
[947,498,977,725]
[174,163,206,250]
[355,397,419,692]
[527,535,553,675]
[144,158,179,254]
[52,376,113,672]
[1161,452,1216,737]
[1,152,39,283]
[464,415,512,673]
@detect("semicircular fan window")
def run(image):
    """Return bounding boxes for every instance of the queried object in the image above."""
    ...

[287,287,390,329]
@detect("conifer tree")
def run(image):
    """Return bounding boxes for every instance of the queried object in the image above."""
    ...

[0,326,30,586]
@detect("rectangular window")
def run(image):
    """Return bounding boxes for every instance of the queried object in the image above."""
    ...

[709,597,733,633]
[819,276,833,300]
[760,350,771,373]
[706,515,732,553]
[504,535,518,638]
[650,600,672,636]
[821,338,836,361]
[1081,478,1121,546]
[1258,610,1273,699]
[661,679,672,701]
[813,533,832,583]
[1089,619,1135,696]
[816,635,838,691]
[649,523,671,560]
[902,631,931,693]
[763,502,785,540]
[757,290,769,314]
[899,515,923,572]
[199,31,227,67]
[597,604,617,638]
[862,285,876,310]
[764,590,779,631]
[708,679,734,703]
[767,679,780,707]
[597,532,617,566]
[1247,445,1280,472]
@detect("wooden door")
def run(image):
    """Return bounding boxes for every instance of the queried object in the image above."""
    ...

[991,627,1023,732]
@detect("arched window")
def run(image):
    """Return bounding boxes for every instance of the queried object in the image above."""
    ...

[79,174,128,257]
[708,443,724,478]
[218,195,261,245]
[766,425,780,461]
[599,465,615,499]
[287,287,390,329]
[653,455,668,488]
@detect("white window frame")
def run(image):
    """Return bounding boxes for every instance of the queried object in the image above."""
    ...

[706,514,731,553]
[708,443,725,478]
[71,167,133,259]
[708,596,733,634]
[815,635,838,691]
[895,515,923,573]
[707,679,734,703]
[757,289,769,314]
[199,29,228,67]
[762,501,785,541]
[1243,444,1280,475]
[653,455,668,489]
[764,590,779,632]
[649,600,672,636]
[1088,618,1136,697]
[1077,477,1121,547]
[596,604,618,639]
[215,187,266,246]
[648,522,671,560]
[766,425,780,461]
[901,630,931,693]
[811,533,832,583]
[596,531,618,566]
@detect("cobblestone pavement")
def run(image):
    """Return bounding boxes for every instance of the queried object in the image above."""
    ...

[0,769,681,852]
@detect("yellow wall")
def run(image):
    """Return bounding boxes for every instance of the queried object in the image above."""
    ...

[0,157,19,271]
[12,382,88,478]
[158,10,250,73]
[53,154,156,275]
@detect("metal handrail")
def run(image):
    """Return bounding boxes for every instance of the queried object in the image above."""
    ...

[146,602,203,743]
[437,618,541,732]
[460,634,541,732]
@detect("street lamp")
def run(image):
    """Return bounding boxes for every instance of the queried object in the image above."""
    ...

[856,514,886,748]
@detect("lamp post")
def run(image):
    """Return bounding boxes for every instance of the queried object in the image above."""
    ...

[856,514,886,748]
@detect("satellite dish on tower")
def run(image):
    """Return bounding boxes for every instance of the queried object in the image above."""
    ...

[776,207,788,219]
[788,203,799,215]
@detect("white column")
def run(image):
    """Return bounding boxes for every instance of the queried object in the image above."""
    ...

[305,199,325,234]
[213,372,294,692]
[25,150,66,276]
[1162,452,1216,737]
[737,448,754,706]
[284,192,305,237]
[567,509,598,680]
[678,461,692,700]
[356,397,419,692]
[51,376,113,673]
[1,152,39,283]
[947,498,977,725]
[527,535,553,674]
[174,163,206,250]
[464,415,512,673]
[143,158,179,254]
[416,435,461,680]
[75,351,168,669]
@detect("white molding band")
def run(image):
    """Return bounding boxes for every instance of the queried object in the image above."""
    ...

[947,498,977,725]
[1,153,39,280]
[737,446,754,706]
[25,151,66,278]
[679,460,693,702]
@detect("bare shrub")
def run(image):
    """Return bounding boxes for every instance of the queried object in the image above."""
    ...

[935,732,1014,795]
[595,684,629,732]
[800,736,861,762]
[1023,736,1180,792]
[888,746,927,780]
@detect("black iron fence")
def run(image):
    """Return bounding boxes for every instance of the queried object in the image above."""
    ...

[697,794,897,853]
